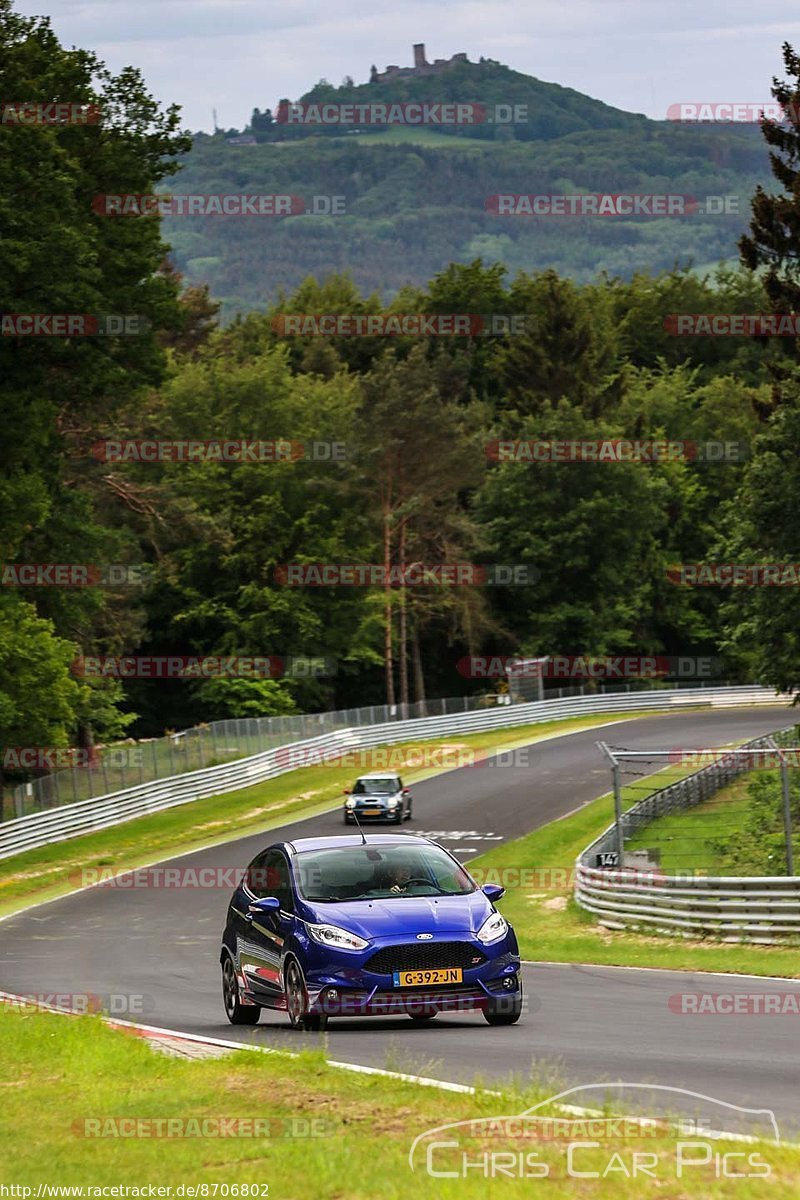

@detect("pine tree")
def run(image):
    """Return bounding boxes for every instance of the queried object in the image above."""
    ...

[740,42,800,316]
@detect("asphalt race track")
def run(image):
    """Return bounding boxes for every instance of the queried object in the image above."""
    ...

[3,707,799,1136]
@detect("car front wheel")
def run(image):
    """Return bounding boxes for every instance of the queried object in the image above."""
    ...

[483,983,523,1026]
[222,956,260,1025]
[285,958,327,1032]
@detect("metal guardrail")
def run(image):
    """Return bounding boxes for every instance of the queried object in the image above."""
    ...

[10,680,735,817]
[0,685,790,862]
[10,693,510,817]
[575,725,800,943]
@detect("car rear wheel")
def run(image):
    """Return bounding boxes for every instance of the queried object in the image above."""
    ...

[285,959,328,1032]
[222,956,260,1025]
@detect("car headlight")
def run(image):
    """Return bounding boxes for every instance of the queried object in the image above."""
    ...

[476,911,508,944]
[345,798,356,808]
[307,923,368,951]
[387,798,399,807]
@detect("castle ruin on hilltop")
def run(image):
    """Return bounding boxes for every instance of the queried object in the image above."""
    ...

[372,44,469,84]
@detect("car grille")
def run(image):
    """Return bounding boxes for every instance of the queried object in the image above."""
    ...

[365,941,486,974]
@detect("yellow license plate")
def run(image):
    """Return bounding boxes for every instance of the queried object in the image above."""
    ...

[393,968,463,987]
[361,808,382,816]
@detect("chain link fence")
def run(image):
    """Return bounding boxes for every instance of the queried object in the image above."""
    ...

[7,693,511,820]
[592,725,800,876]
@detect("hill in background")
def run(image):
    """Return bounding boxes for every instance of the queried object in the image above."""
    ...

[167,47,769,318]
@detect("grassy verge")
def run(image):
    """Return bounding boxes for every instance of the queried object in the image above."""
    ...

[471,762,800,977]
[626,767,800,878]
[625,772,751,874]
[0,711,654,920]
[327,126,498,147]
[0,1006,794,1196]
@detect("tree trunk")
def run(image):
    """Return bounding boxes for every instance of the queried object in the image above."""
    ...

[383,495,395,708]
[412,624,426,715]
[398,522,409,710]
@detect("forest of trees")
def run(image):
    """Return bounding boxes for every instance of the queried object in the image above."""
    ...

[171,122,767,317]
[2,2,800,784]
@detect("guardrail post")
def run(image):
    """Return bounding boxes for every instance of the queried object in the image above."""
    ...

[598,741,624,864]
[612,760,624,862]
[771,737,795,875]
[15,785,27,819]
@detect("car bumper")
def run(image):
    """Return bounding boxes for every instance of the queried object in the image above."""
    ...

[302,942,521,1017]
[308,977,521,1017]
[344,808,397,821]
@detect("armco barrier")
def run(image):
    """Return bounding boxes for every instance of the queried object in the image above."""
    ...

[0,686,790,862]
[575,725,800,943]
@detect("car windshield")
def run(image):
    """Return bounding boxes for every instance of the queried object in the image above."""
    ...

[352,778,398,794]
[294,843,476,902]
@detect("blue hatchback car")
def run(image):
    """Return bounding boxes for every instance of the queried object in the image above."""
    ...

[220,834,522,1030]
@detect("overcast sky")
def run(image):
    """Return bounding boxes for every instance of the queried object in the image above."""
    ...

[14,0,800,131]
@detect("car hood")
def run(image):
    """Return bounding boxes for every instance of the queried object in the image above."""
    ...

[301,891,492,938]
[350,792,397,801]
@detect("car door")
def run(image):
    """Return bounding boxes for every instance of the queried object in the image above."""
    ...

[239,849,294,1000]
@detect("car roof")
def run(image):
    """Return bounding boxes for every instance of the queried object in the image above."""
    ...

[353,774,400,780]
[284,834,430,854]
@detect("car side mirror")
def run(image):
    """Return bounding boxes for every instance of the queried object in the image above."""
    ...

[482,883,505,902]
[343,788,350,795]
[246,896,281,921]
[402,788,411,795]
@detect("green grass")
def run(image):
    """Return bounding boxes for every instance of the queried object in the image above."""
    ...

[325,126,497,148]
[625,767,800,878]
[471,761,800,976]
[625,772,752,874]
[0,711,655,919]
[0,1005,795,1195]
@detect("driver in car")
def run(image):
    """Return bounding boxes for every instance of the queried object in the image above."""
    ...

[377,863,413,894]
